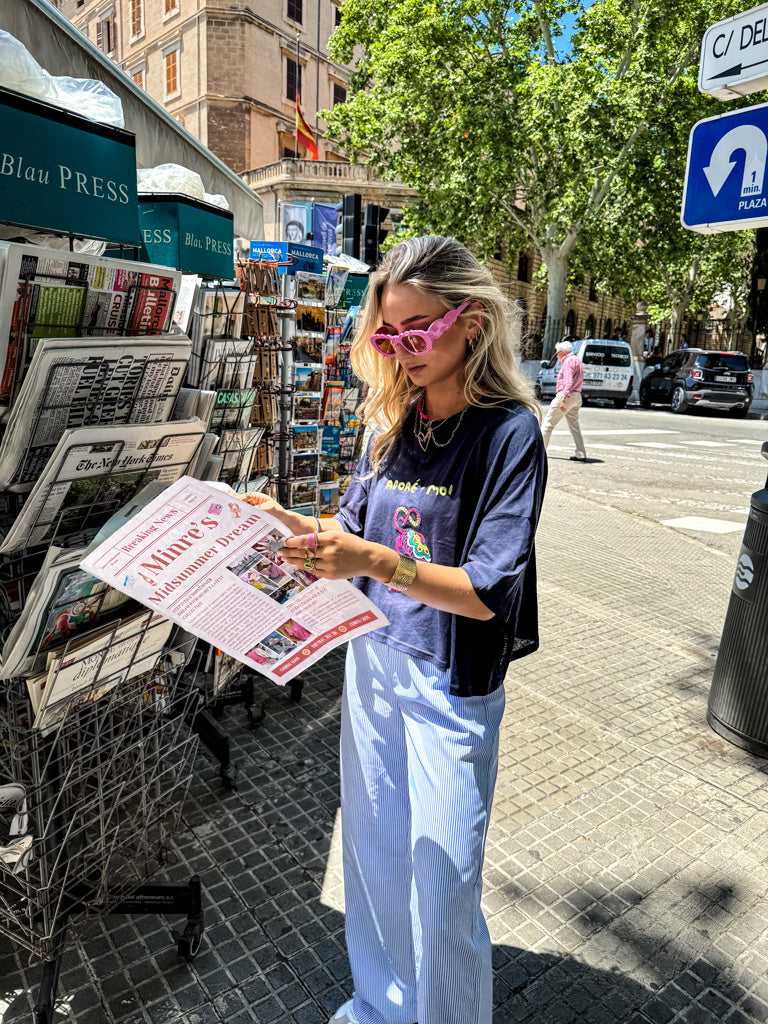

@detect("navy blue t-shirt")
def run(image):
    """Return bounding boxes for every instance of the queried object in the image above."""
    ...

[335,401,547,697]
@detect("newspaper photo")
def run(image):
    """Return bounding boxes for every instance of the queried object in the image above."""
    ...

[0,335,191,488]
[0,419,206,554]
[0,242,182,411]
[80,476,388,685]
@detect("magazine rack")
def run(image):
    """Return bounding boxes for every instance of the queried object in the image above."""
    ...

[0,618,204,1024]
[7,266,178,411]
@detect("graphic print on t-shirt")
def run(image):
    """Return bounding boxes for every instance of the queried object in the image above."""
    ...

[393,506,432,561]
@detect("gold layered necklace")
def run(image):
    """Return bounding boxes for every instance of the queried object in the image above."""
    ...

[414,398,467,453]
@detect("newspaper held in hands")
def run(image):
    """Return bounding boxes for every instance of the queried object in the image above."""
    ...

[80,477,388,685]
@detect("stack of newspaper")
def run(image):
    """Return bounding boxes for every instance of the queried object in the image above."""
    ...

[0,335,191,489]
[0,242,182,413]
[26,609,174,735]
[0,418,206,554]
[0,545,134,681]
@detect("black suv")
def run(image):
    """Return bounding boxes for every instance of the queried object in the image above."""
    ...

[639,349,753,417]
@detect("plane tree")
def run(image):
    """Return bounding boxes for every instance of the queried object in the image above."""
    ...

[578,75,757,347]
[326,0,744,356]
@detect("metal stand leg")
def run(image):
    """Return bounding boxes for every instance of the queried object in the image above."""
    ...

[110,875,204,963]
[33,952,63,1024]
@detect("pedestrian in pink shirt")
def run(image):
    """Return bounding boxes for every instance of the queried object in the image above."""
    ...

[540,338,587,461]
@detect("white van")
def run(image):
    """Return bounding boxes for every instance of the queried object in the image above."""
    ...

[535,338,634,409]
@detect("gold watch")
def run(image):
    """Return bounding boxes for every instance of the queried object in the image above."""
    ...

[386,554,417,593]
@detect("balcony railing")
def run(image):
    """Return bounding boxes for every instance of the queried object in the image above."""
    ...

[240,159,375,186]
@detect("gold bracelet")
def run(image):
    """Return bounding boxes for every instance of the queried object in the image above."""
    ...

[386,554,417,593]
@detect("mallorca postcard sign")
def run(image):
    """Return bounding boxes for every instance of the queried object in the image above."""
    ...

[0,86,140,245]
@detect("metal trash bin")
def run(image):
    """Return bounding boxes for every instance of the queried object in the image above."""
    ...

[707,442,768,755]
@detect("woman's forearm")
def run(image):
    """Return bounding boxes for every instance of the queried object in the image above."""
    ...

[367,544,494,621]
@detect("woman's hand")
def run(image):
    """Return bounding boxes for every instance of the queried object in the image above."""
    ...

[240,491,316,537]
[280,530,396,583]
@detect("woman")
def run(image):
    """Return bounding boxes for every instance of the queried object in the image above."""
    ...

[248,235,546,1024]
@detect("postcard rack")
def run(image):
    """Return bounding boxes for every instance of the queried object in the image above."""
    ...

[168,268,286,781]
[0,618,204,1024]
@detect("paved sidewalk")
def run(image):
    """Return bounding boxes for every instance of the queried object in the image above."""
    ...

[3,484,768,1024]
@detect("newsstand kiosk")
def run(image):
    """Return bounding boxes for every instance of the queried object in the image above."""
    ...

[0,86,205,1022]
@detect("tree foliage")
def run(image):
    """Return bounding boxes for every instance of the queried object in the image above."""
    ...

[326,0,750,354]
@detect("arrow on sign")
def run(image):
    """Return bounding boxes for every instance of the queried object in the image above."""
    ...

[703,124,767,198]
[711,56,768,81]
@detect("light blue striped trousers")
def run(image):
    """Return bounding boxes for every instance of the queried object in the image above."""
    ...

[341,635,505,1024]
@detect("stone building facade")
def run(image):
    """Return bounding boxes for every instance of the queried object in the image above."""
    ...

[56,0,352,172]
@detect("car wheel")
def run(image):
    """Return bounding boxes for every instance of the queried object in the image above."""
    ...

[639,387,652,409]
[730,404,749,418]
[534,384,542,400]
[671,386,689,414]
[613,397,628,409]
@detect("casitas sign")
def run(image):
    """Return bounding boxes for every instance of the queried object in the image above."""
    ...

[0,87,140,245]
[138,194,235,278]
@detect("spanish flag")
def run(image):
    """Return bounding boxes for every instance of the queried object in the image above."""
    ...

[295,94,319,161]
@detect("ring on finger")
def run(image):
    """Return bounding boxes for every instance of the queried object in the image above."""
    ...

[308,532,317,551]
[303,551,316,571]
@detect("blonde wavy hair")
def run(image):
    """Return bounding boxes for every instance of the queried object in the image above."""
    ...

[351,235,540,472]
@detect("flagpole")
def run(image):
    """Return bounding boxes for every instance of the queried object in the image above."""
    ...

[295,33,300,159]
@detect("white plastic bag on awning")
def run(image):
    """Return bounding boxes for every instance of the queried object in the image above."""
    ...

[0,30,124,127]
[137,164,231,211]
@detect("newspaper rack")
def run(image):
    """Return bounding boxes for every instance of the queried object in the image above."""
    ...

[6,264,178,411]
[0,615,204,1023]
[8,427,205,554]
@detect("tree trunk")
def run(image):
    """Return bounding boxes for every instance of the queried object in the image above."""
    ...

[540,247,570,360]
[669,303,687,349]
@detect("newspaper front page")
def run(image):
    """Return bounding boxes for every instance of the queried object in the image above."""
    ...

[0,335,191,488]
[0,419,205,553]
[81,477,388,685]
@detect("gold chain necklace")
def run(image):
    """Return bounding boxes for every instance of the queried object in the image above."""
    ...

[414,399,467,453]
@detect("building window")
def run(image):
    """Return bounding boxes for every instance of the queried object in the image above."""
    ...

[283,145,298,158]
[165,48,179,97]
[130,0,143,38]
[164,0,179,14]
[517,251,530,283]
[287,0,303,23]
[589,278,597,302]
[95,15,115,54]
[333,82,346,106]
[286,57,302,102]
[334,4,342,27]
[132,68,145,89]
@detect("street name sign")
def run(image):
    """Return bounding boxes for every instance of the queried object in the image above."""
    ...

[700,2,768,100]
[681,102,768,233]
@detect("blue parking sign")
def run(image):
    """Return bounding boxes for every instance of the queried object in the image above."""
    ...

[681,101,768,233]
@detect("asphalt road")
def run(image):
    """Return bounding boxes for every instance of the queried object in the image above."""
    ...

[543,400,767,558]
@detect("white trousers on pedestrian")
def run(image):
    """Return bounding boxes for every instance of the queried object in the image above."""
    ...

[341,636,505,1024]
[540,392,586,458]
